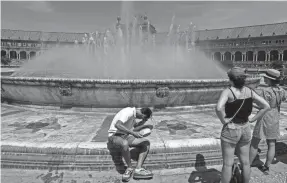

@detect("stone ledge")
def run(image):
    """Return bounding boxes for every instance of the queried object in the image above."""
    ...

[1,136,287,171]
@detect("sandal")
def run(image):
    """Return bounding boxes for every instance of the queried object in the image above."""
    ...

[133,168,153,179]
[122,167,133,182]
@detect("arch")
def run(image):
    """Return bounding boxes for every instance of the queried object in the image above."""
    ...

[1,50,6,57]
[246,51,253,61]
[20,51,27,60]
[270,50,279,61]
[224,52,232,61]
[30,51,36,59]
[283,50,287,61]
[214,52,221,61]
[10,50,17,59]
[234,51,242,61]
[257,50,266,61]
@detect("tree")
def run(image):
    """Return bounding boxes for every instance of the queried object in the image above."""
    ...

[271,60,284,69]
[1,56,11,65]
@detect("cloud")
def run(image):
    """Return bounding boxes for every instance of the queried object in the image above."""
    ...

[24,1,53,13]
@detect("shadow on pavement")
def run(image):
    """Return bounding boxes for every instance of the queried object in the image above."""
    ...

[275,141,287,164]
[36,170,64,183]
[188,154,221,183]
[107,141,127,174]
[251,148,264,167]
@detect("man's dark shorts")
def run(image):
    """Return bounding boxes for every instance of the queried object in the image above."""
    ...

[108,133,136,149]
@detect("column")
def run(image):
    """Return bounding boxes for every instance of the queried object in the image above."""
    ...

[17,53,20,60]
[280,52,284,61]
[242,53,245,62]
[268,53,270,61]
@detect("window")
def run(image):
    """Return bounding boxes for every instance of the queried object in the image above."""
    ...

[22,43,26,47]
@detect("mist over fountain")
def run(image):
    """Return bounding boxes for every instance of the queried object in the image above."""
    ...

[1,2,260,108]
[11,2,227,80]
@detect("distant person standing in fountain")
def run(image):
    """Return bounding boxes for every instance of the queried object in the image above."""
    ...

[215,67,270,183]
[108,107,153,182]
[250,69,286,174]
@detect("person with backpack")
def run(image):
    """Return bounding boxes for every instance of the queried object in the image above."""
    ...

[249,69,287,174]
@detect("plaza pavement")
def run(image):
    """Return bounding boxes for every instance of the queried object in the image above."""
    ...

[1,156,287,183]
[1,102,287,182]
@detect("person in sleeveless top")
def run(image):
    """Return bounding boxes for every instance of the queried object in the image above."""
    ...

[216,67,270,183]
[249,69,287,174]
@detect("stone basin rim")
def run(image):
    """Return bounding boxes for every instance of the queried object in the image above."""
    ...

[1,76,260,84]
[1,103,217,114]
[2,135,287,153]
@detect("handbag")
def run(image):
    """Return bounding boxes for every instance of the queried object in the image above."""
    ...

[230,163,242,183]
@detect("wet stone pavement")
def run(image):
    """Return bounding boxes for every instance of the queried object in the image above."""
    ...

[1,103,287,183]
[1,103,287,144]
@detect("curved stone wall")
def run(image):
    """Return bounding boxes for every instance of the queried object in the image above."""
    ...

[1,76,261,108]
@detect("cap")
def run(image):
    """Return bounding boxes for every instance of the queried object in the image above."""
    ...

[263,69,281,80]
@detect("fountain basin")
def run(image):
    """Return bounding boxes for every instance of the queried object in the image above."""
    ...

[1,76,260,108]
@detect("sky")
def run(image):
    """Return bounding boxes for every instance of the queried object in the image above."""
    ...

[1,1,287,33]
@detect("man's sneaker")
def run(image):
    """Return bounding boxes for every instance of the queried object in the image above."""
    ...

[122,167,133,182]
[259,165,270,175]
[133,168,153,179]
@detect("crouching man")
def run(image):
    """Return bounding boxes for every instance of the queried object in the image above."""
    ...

[107,107,153,182]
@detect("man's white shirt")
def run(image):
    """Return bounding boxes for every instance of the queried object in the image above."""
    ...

[108,107,136,137]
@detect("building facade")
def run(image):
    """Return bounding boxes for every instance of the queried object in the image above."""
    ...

[195,22,287,68]
[1,22,287,68]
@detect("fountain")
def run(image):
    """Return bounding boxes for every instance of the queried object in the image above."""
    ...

[1,4,260,108]
[1,3,274,174]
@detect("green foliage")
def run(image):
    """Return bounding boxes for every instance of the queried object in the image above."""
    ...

[271,60,284,69]
[221,60,234,69]
[1,56,12,65]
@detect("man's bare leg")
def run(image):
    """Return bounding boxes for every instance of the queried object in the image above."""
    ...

[130,138,153,178]
[121,140,132,168]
